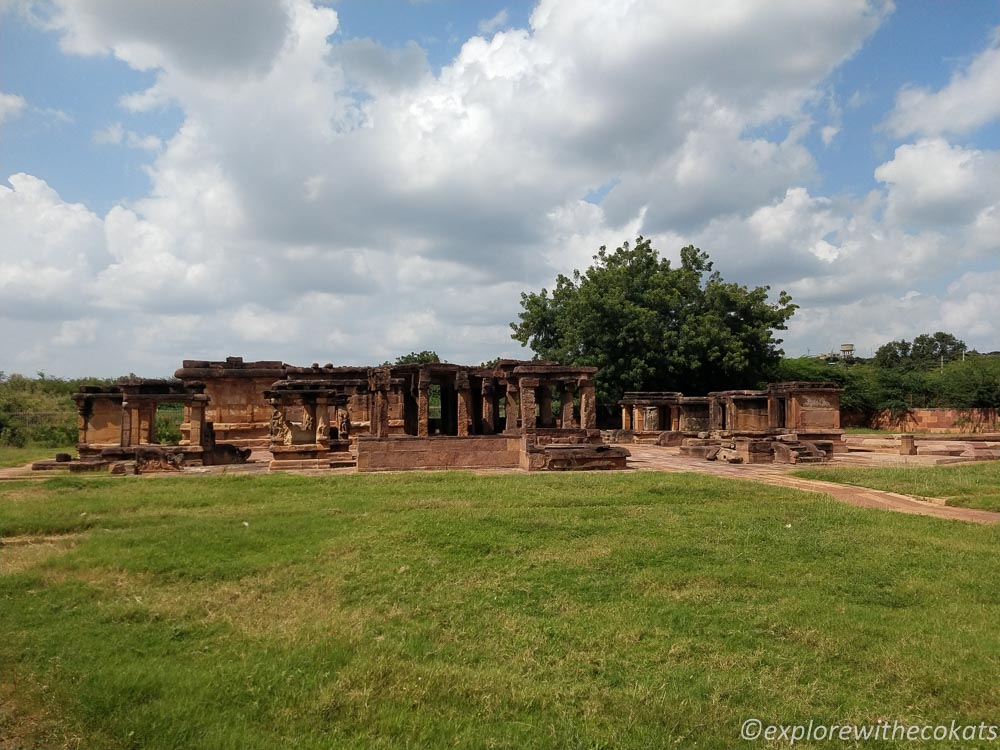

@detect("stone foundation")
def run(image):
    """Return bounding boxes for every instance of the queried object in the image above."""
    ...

[679,433,835,465]
[521,442,630,471]
[357,435,522,472]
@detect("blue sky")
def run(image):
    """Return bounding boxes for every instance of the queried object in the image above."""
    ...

[1,0,998,375]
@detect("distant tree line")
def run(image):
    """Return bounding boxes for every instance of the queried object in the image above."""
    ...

[0,371,186,448]
[772,333,1000,422]
[0,372,113,447]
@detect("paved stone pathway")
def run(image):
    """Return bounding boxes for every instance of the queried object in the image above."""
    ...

[623,445,1000,525]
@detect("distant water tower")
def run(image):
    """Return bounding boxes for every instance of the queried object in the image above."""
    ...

[840,343,855,359]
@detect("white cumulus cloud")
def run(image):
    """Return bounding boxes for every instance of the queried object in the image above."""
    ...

[5,0,998,375]
[0,91,26,123]
[885,28,1000,137]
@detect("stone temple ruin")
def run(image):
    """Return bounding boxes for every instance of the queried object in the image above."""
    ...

[36,357,629,474]
[32,352,868,474]
[32,378,252,473]
[617,382,846,464]
[30,357,1000,476]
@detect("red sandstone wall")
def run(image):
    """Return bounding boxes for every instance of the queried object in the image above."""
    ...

[868,408,999,433]
[356,435,521,471]
[734,404,769,431]
[792,393,840,430]
[86,400,121,444]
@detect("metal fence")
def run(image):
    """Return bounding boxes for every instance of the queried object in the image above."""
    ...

[5,411,77,428]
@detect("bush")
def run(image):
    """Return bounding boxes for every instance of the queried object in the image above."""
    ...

[29,421,78,448]
[156,408,184,444]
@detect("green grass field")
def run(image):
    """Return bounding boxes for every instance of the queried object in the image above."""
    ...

[2,471,998,749]
[796,461,1000,513]
[0,445,74,469]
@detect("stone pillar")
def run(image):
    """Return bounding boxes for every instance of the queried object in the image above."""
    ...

[144,403,157,443]
[519,377,539,432]
[374,392,389,437]
[120,401,132,447]
[634,405,645,432]
[621,404,632,431]
[456,372,471,437]
[76,398,91,446]
[121,402,143,447]
[538,383,553,427]
[579,379,597,430]
[315,395,329,448]
[899,434,916,456]
[189,400,206,447]
[560,384,576,428]
[767,393,781,429]
[132,405,143,445]
[417,371,430,438]
[369,368,391,438]
[788,396,801,430]
[505,383,520,433]
[481,381,495,435]
[710,397,723,430]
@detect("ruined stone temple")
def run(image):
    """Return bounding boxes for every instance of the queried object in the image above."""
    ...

[617,382,846,464]
[36,357,628,474]
[32,353,864,474]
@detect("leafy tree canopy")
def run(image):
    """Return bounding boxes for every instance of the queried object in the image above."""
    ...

[873,332,967,370]
[911,331,967,367]
[393,351,441,365]
[873,339,911,369]
[510,237,797,406]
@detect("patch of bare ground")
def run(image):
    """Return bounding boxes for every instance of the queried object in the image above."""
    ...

[0,535,82,575]
[0,681,82,750]
[30,554,370,643]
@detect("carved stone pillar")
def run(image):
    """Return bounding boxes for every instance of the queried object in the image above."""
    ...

[337,406,351,438]
[481,381,495,435]
[120,401,132,447]
[417,371,430,438]
[561,384,576,428]
[504,383,520,433]
[519,377,539,432]
[315,395,329,448]
[456,372,471,437]
[579,379,597,430]
[369,368,391,438]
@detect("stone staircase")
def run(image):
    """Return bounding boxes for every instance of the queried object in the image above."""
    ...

[772,438,827,464]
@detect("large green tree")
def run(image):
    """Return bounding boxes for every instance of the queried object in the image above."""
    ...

[873,339,912,369]
[510,237,797,407]
[873,332,967,371]
[910,331,967,368]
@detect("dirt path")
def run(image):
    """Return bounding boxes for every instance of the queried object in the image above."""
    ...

[623,445,1000,525]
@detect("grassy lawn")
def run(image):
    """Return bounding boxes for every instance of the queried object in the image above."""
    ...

[2,471,998,749]
[796,462,1000,513]
[0,445,74,469]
